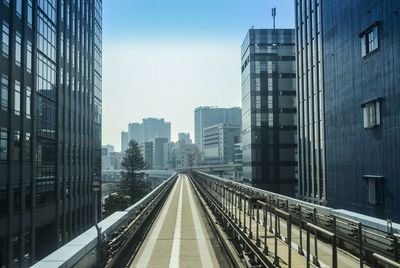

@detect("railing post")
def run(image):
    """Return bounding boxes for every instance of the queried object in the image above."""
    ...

[288,214,292,268]
[224,187,227,211]
[249,198,253,239]
[243,196,247,233]
[273,210,279,266]
[256,202,260,246]
[227,188,230,217]
[332,233,337,268]
[231,189,234,218]
[313,228,319,266]
[233,189,237,223]
[239,193,242,228]
[359,222,364,268]
[312,209,319,267]
[264,202,269,254]
[269,196,273,233]
[306,225,310,268]
[230,188,233,217]
[298,205,304,255]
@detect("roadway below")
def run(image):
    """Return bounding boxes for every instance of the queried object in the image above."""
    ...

[130,174,230,268]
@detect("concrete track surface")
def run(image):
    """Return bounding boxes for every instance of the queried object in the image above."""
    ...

[130,174,230,268]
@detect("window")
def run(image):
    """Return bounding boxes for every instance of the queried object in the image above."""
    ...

[16,0,22,17]
[36,53,56,100]
[15,32,21,66]
[26,41,32,72]
[14,81,21,115]
[3,0,10,7]
[13,131,20,161]
[0,128,7,160]
[37,12,56,61]
[67,4,70,28]
[1,74,8,111]
[362,98,381,128]
[60,33,63,58]
[363,175,383,205]
[25,133,31,161]
[1,22,9,58]
[361,24,379,57]
[26,86,31,118]
[27,0,33,27]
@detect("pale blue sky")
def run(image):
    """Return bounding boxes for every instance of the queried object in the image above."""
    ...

[102,0,294,151]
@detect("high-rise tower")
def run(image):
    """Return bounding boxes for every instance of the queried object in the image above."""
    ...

[0,0,102,265]
[241,29,297,196]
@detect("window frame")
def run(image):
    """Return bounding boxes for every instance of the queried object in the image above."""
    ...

[362,97,381,129]
[360,22,379,57]
[0,128,8,161]
[1,21,10,58]
[0,73,8,111]
[363,175,384,205]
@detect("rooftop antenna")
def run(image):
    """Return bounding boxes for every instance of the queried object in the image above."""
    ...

[272,7,276,29]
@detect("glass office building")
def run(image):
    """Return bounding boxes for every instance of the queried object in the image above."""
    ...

[295,0,326,204]
[0,0,102,266]
[241,29,297,196]
[194,106,241,152]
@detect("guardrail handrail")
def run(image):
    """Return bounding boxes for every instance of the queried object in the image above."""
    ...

[32,173,177,268]
[191,170,400,265]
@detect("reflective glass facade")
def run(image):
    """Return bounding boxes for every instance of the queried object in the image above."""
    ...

[241,29,297,196]
[0,0,102,266]
[295,0,326,204]
[194,106,241,151]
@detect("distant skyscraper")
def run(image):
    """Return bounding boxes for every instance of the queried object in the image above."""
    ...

[178,132,192,144]
[121,131,129,153]
[102,145,115,154]
[194,106,241,151]
[140,142,154,169]
[152,138,168,169]
[143,118,171,142]
[0,0,102,265]
[102,145,121,171]
[127,118,171,144]
[128,122,144,144]
[174,141,197,169]
[241,29,297,196]
[296,0,400,221]
[233,143,243,164]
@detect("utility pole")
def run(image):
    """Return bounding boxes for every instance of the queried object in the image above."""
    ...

[272,7,276,29]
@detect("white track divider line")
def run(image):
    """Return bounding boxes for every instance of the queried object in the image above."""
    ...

[169,176,184,268]
[134,176,181,268]
[185,176,214,268]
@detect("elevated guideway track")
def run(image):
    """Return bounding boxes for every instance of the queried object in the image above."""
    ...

[32,171,400,268]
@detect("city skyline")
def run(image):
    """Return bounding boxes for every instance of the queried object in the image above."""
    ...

[101,0,294,151]
[3,0,400,266]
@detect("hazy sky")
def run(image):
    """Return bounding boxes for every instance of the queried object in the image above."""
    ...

[102,0,294,151]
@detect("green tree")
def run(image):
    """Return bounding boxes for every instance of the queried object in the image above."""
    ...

[103,193,131,217]
[120,140,151,203]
